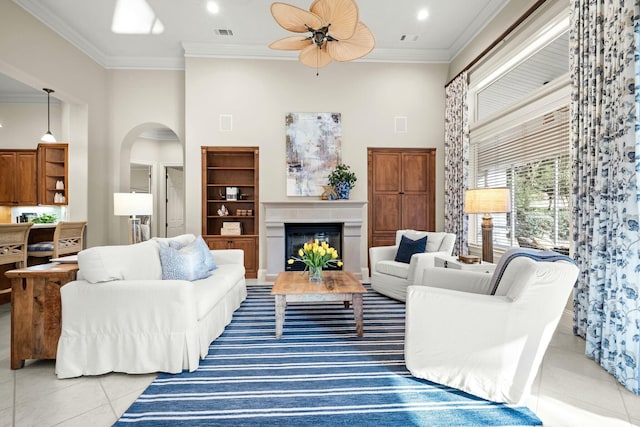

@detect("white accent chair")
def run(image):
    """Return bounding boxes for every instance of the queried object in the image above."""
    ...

[404,252,579,404]
[369,230,456,302]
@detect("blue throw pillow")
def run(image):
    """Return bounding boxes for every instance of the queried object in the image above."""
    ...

[169,235,217,271]
[394,235,428,264]
[158,240,211,281]
[194,235,217,271]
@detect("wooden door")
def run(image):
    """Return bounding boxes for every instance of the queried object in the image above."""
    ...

[368,148,436,249]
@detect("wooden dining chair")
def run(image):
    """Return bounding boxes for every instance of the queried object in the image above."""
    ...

[27,221,86,260]
[0,223,34,298]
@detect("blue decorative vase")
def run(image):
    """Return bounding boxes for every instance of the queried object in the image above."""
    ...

[335,182,351,199]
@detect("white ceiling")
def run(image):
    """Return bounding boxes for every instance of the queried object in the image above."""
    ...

[14,0,509,68]
[4,0,511,99]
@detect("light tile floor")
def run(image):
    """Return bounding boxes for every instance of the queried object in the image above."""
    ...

[1,282,639,427]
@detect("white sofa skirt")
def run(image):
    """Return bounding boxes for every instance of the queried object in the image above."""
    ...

[56,266,246,379]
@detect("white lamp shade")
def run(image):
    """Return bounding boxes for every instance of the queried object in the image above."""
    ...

[114,192,153,216]
[464,188,511,214]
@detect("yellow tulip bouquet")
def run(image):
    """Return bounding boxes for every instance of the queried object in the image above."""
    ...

[287,239,343,281]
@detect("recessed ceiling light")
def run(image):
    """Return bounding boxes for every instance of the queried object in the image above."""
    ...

[417,9,429,21]
[207,1,220,14]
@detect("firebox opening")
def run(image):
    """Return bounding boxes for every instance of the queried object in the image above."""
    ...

[284,222,343,271]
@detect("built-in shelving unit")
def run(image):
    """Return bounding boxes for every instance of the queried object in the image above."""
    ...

[201,146,259,278]
[37,143,68,205]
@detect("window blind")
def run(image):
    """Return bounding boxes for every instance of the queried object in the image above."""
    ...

[471,105,570,249]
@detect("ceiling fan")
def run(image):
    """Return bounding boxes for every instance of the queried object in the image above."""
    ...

[269,0,375,72]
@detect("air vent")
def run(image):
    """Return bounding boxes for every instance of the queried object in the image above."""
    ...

[215,29,234,36]
[400,34,419,42]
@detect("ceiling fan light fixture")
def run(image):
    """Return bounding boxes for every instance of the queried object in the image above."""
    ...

[269,0,374,71]
[41,88,56,143]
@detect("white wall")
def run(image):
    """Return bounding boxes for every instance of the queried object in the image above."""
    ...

[0,1,107,245]
[185,58,449,272]
[0,103,61,148]
[108,69,185,244]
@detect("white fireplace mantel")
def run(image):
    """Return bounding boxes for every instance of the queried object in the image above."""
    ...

[262,201,367,280]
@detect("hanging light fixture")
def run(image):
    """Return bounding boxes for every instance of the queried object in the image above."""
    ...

[41,88,56,143]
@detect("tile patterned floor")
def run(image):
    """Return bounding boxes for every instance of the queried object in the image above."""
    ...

[1,282,638,427]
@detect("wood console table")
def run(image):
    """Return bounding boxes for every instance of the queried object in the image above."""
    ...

[6,263,78,369]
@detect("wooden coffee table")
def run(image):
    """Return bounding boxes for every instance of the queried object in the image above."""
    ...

[271,271,367,339]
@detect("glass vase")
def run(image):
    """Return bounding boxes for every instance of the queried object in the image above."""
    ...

[308,265,323,282]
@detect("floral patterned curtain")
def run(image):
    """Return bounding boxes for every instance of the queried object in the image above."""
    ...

[570,0,640,395]
[444,72,469,255]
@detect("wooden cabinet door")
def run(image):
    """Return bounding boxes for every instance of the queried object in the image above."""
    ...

[203,236,258,278]
[368,148,436,250]
[16,151,37,205]
[0,152,16,204]
[370,151,402,247]
[0,151,37,205]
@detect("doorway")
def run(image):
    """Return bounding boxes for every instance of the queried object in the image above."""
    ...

[164,165,184,237]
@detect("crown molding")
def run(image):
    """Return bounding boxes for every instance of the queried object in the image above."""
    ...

[15,0,109,67]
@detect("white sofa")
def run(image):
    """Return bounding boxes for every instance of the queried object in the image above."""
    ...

[405,250,579,404]
[369,230,456,302]
[55,235,247,379]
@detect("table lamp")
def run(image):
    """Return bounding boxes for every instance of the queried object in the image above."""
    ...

[464,188,511,263]
[114,192,153,244]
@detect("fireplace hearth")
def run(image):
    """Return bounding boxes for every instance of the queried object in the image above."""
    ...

[284,223,343,271]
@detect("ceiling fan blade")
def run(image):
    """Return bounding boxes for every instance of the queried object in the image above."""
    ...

[269,36,313,51]
[310,0,359,40]
[326,21,375,61]
[299,44,334,68]
[271,2,323,33]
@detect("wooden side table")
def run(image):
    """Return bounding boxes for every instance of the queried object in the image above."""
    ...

[6,263,78,369]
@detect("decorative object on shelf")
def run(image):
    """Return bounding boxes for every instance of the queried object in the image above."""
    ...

[41,88,56,143]
[328,163,357,199]
[55,180,64,190]
[287,239,343,282]
[113,192,153,244]
[269,0,375,74]
[286,112,341,196]
[218,189,226,200]
[226,187,238,201]
[464,187,511,263]
[221,222,241,236]
[54,193,66,203]
[320,185,337,200]
[217,204,229,216]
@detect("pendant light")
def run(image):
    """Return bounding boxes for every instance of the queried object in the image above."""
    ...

[41,88,56,143]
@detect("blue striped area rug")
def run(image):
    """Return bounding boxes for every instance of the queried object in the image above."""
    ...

[116,285,542,426]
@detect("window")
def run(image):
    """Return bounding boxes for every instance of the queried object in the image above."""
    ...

[471,106,570,251]
[467,4,571,255]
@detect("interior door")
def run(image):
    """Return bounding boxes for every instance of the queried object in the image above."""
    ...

[165,166,185,237]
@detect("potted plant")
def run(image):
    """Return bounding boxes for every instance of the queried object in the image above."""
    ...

[327,163,357,199]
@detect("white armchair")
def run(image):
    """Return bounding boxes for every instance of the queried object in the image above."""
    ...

[404,250,579,404]
[369,230,456,302]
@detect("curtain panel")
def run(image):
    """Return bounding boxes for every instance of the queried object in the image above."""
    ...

[570,0,640,395]
[444,72,469,255]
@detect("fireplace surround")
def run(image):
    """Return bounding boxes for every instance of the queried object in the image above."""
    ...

[263,201,366,280]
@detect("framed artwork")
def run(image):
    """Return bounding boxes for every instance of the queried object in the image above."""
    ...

[285,112,342,196]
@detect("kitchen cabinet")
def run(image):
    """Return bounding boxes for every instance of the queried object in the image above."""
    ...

[0,150,38,206]
[37,143,68,205]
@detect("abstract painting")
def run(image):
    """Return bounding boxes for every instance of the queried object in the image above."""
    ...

[285,112,342,196]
